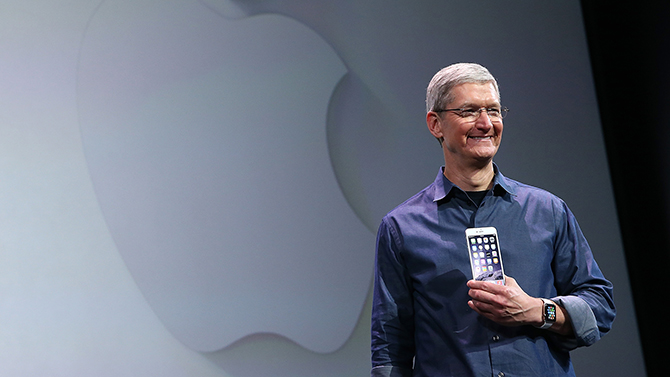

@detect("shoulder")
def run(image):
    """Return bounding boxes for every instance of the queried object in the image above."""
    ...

[501,175,566,208]
[385,183,436,218]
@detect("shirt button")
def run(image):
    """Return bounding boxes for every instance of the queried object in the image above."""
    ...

[492,335,500,342]
[497,372,505,377]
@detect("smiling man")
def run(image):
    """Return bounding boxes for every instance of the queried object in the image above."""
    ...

[371,63,616,377]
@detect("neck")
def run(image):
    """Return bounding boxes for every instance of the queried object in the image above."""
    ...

[443,160,495,191]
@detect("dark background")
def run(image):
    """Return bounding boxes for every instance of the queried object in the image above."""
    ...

[581,3,670,376]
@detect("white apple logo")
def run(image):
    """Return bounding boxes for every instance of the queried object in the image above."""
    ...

[77,0,374,357]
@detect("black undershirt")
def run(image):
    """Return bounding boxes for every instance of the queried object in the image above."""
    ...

[466,190,488,207]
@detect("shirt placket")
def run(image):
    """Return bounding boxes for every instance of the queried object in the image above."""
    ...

[471,193,508,377]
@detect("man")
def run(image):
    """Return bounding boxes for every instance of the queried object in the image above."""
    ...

[371,63,615,376]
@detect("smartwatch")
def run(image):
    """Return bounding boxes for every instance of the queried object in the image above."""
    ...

[538,298,557,329]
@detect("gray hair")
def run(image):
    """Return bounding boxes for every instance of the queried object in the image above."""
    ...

[425,63,500,113]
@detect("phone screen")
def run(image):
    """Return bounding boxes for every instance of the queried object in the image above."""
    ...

[466,227,505,285]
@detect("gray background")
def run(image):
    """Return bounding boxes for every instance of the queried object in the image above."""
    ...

[0,1,643,376]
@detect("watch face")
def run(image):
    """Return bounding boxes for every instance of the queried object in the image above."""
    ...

[545,303,557,322]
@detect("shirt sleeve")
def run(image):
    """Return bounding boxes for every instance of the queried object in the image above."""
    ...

[371,365,413,377]
[549,200,616,350]
[370,216,416,375]
[550,295,599,350]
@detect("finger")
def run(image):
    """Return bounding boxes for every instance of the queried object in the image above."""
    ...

[468,286,494,302]
[469,298,496,313]
[469,284,520,308]
[468,299,493,317]
[469,300,507,323]
[469,288,512,311]
[468,280,505,295]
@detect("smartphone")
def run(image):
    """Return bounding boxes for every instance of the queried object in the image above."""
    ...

[465,227,505,285]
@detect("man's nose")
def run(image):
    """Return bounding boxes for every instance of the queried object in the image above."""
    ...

[474,111,494,130]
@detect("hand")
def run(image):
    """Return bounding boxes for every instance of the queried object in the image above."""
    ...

[467,276,542,327]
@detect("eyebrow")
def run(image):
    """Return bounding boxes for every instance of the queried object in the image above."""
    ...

[456,102,501,109]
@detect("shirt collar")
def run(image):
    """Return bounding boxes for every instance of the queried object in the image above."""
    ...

[432,162,515,202]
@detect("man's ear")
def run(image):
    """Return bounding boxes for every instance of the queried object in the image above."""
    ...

[426,111,443,139]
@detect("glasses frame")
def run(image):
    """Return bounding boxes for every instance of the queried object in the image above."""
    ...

[433,106,509,121]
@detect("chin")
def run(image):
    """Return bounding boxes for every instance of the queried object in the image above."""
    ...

[470,148,498,161]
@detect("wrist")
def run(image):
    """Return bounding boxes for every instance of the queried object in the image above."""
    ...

[533,298,544,327]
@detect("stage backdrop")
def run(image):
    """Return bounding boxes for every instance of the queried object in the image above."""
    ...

[0,1,644,376]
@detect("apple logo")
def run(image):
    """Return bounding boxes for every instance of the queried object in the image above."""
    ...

[76,0,375,360]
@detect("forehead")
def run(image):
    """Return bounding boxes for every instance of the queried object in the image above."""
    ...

[449,82,500,106]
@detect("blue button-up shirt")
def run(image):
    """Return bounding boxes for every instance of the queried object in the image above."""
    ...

[371,166,615,377]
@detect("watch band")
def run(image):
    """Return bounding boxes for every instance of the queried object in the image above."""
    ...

[538,298,557,329]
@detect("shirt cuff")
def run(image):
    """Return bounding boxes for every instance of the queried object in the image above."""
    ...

[371,365,413,377]
[551,295,600,349]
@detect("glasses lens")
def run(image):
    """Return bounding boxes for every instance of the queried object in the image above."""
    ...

[486,109,502,119]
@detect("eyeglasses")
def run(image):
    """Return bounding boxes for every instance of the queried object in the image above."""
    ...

[433,107,509,122]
